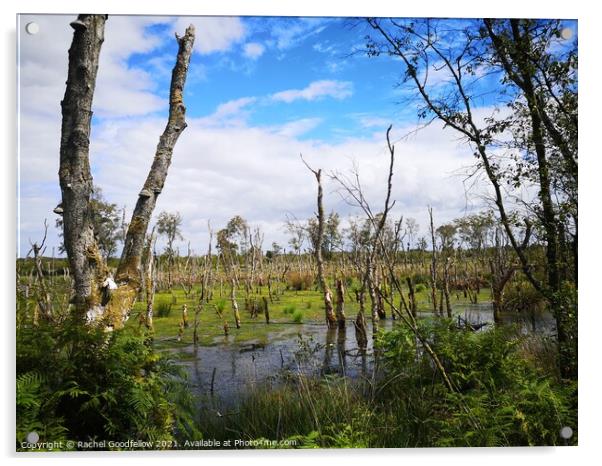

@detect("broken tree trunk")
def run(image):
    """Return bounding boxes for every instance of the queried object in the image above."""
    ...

[354,289,368,350]
[143,227,156,329]
[335,278,346,329]
[59,15,195,327]
[111,26,195,327]
[302,157,337,328]
[443,257,453,318]
[29,221,53,323]
[428,206,438,312]
[406,276,417,318]
[231,278,241,329]
[58,14,108,318]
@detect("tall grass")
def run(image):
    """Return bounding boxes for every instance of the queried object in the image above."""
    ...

[199,320,577,448]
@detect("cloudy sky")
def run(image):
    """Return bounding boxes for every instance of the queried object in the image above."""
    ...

[17,14,544,257]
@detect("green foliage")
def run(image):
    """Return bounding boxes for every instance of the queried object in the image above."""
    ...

[55,186,122,259]
[200,375,373,448]
[375,319,576,446]
[414,283,427,293]
[286,272,314,291]
[154,300,172,318]
[214,298,227,313]
[156,211,183,259]
[16,319,200,450]
[282,304,297,315]
[502,280,546,313]
[411,274,430,286]
[292,310,304,323]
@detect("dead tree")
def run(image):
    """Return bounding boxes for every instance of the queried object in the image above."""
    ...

[333,126,457,393]
[27,220,53,323]
[428,206,438,312]
[301,155,337,328]
[443,257,453,318]
[406,276,417,318]
[194,226,213,345]
[489,225,524,322]
[230,278,241,329]
[142,227,156,329]
[335,278,346,329]
[58,14,195,327]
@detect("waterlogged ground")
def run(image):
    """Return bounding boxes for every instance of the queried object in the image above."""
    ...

[141,287,556,409]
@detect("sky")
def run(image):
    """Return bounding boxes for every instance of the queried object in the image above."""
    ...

[16,14,574,258]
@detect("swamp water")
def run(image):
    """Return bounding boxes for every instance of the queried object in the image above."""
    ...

[171,303,556,411]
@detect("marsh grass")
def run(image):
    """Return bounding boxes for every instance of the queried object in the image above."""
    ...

[199,321,576,448]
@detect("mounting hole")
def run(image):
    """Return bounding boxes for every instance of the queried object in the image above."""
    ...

[560,426,573,439]
[560,28,573,40]
[25,22,40,35]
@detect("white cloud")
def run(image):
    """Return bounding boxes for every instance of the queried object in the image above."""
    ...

[16,15,506,257]
[271,80,353,103]
[272,118,323,138]
[267,18,328,50]
[77,110,497,256]
[243,42,265,60]
[172,17,246,55]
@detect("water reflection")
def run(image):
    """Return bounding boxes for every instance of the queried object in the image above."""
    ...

[178,303,555,409]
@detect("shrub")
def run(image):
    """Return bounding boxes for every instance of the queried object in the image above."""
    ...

[414,283,427,293]
[214,299,227,316]
[283,304,297,315]
[375,319,576,446]
[154,300,172,318]
[292,310,304,323]
[411,273,430,285]
[502,280,546,313]
[286,272,314,291]
[16,319,200,450]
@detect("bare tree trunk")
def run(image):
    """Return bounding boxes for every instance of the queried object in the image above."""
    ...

[443,257,453,318]
[428,206,438,312]
[354,289,368,350]
[29,221,53,322]
[335,278,346,329]
[231,278,241,329]
[143,227,156,329]
[59,15,195,328]
[406,275,417,318]
[58,15,108,317]
[302,158,337,328]
[263,296,270,324]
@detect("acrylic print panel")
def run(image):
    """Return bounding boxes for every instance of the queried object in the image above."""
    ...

[16,14,578,451]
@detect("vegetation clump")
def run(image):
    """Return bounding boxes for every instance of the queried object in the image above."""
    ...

[17,319,200,450]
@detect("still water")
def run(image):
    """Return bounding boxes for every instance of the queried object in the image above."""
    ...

[175,304,555,407]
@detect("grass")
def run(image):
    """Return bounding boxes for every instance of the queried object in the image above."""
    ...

[126,281,493,351]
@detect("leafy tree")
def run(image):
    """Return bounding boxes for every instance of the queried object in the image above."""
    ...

[436,224,457,252]
[55,186,122,260]
[216,215,249,260]
[306,212,342,259]
[364,17,577,378]
[156,211,183,288]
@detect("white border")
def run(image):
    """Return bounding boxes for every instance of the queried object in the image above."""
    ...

[2,1,599,465]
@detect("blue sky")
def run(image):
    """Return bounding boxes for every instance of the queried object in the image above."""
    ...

[17,15,577,258]
[107,17,416,141]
